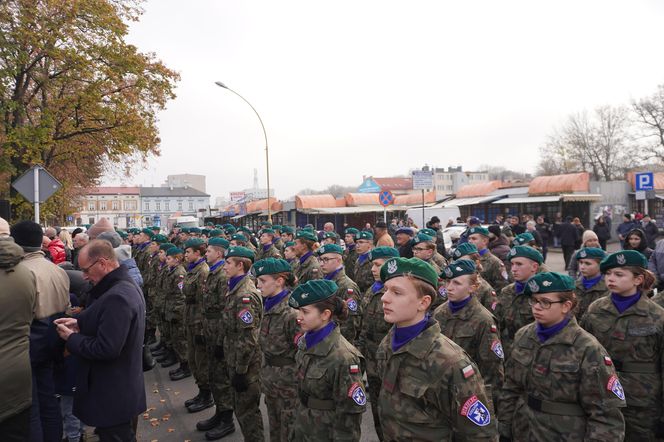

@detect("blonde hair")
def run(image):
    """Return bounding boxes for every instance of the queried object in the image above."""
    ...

[59,230,73,250]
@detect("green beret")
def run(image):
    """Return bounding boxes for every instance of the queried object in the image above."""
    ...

[296,230,317,242]
[281,226,294,234]
[345,227,360,236]
[261,228,275,235]
[322,231,337,240]
[303,225,315,231]
[239,226,252,235]
[215,224,223,229]
[317,244,343,256]
[442,259,476,279]
[273,225,282,232]
[201,228,210,236]
[141,228,155,239]
[225,226,237,235]
[411,233,434,245]
[576,247,606,261]
[260,222,273,228]
[159,242,176,252]
[357,231,374,240]
[468,226,489,237]
[117,231,128,239]
[166,247,184,256]
[208,229,223,237]
[288,279,338,309]
[507,246,543,264]
[380,257,438,289]
[181,227,190,234]
[231,233,248,243]
[369,246,400,261]
[208,237,230,249]
[253,258,292,277]
[419,228,437,237]
[513,232,535,246]
[523,272,575,296]
[152,234,168,244]
[184,238,206,250]
[189,227,201,234]
[222,224,233,229]
[452,242,478,260]
[173,224,180,228]
[284,241,296,248]
[205,222,214,226]
[150,226,161,231]
[600,250,647,273]
[225,246,255,262]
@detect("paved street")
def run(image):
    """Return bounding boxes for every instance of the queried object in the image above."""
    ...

[136,243,621,441]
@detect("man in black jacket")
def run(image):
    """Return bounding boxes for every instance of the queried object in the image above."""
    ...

[642,214,659,249]
[55,240,147,441]
[558,216,580,269]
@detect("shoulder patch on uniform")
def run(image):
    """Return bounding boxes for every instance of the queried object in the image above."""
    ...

[177,281,184,290]
[607,375,625,400]
[490,324,497,333]
[242,296,251,304]
[349,364,360,374]
[238,308,254,324]
[460,395,491,426]
[347,382,367,406]
[491,340,504,359]
[461,364,475,379]
[347,288,354,294]
[604,356,612,366]
[347,298,358,312]
[491,301,497,311]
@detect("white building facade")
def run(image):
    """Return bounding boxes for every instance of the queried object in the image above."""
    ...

[140,186,210,227]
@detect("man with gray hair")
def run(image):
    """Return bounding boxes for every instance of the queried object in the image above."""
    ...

[55,239,146,441]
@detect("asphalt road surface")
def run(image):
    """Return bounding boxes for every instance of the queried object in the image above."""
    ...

[136,244,620,442]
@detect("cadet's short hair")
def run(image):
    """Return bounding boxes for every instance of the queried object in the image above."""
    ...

[227,256,252,273]
[296,237,316,251]
[403,274,437,311]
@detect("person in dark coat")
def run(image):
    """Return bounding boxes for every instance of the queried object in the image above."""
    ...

[616,214,635,249]
[592,216,611,251]
[641,214,659,249]
[558,216,580,270]
[534,216,551,260]
[55,240,146,441]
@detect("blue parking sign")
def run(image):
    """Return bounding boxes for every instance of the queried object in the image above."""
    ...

[636,172,654,191]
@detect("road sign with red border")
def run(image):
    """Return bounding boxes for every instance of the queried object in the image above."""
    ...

[379,190,395,207]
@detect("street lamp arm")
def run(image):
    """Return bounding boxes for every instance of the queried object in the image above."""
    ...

[215,83,268,150]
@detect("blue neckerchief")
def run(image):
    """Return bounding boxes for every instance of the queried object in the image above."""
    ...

[478,248,488,256]
[347,244,356,251]
[262,244,272,252]
[299,251,313,265]
[371,281,384,294]
[286,258,294,264]
[159,262,166,269]
[208,260,224,272]
[228,274,247,292]
[358,252,370,264]
[449,296,472,314]
[272,237,280,245]
[611,292,641,314]
[264,289,289,312]
[305,322,336,349]
[536,317,571,342]
[168,265,178,273]
[139,241,151,251]
[325,267,343,281]
[151,252,159,258]
[582,274,602,290]
[392,314,429,352]
[515,281,526,294]
[187,257,206,272]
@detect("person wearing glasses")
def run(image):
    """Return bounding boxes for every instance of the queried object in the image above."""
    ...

[411,232,443,273]
[316,244,362,345]
[499,272,626,441]
[581,250,664,440]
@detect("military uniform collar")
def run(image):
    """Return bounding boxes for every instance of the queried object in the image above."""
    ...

[390,320,439,359]
[306,325,340,356]
[598,292,651,317]
[450,295,481,319]
[575,277,607,293]
[528,316,581,346]
[228,273,253,296]
[265,293,291,315]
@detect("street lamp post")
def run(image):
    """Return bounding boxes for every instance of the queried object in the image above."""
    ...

[215,81,272,224]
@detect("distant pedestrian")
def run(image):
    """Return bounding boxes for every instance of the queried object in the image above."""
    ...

[641,214,659,249]
[616,214,635,249]
[558,216,580,270]
[592,216,611,251]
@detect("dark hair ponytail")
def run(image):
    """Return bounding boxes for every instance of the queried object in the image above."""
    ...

[313,296,349,321]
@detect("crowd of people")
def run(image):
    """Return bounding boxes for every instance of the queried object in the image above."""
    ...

[1,212,663,441]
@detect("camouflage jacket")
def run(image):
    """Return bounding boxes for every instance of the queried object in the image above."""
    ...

[653,291,664,309]
[343,246,358,280]
[260,292,300,391]
[499,318,626,441]
[294,252,322,286]
[433,296,505,395]
[183,259,209,335]
[134,242,152,275]
[480,251,509,291]
[327,268,362,345]
[433,252,448,270]
[256,244,282,261]
[152,262,168,311]
[477,277,499,313]
[163,264,186,322]
[293,326,366,441]
[202,261,227,342]
[143,252,160,293]
[353,254,373,294]
[358,283,391,378]
[496,282,535,357]
[573,277,610,320]
[222,274,263,375]
[580,295,664,410]
[376,320,498,440]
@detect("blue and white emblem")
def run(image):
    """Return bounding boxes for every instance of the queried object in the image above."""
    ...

[348,383,367,406]
[238,308,254,324]
[607,375,625,400]
[347,298,358,312]
[460,395,491,426]
[491,340,504,359]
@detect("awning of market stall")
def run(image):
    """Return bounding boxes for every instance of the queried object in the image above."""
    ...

[441,195,505,207]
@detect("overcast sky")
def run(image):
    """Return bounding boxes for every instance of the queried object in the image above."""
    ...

[118,0,664,201]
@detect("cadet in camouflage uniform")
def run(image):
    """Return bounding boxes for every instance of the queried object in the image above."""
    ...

[256,228,282,260]
[357,246,400,441]
[343,227,360,280]
[283,241,299,273]
[133,227,154,274]
[581,251,664,440]
[451,242,499,312]
[321,231,338,245]
[353,230,375,294]
[573,247,610,319]
[254,258,300,442]
[230,233,249,248]
[316,244,362,345]
[500,272,626,441]
[419,228,448,269]
[377,258,498,440]
[280,226,295,255]
[151,243,176,359]
[495,246,543,357]
[162,247,191,379]
[653,290,664,309]
[288,279,367,442]
[142,234,166,345]
[238,227,258,252]
[196,237,235,440]
[468,226,509,291]
[221,246,264,442]
[293,230,323,285]
[271,225,285,251]
[512,232,551,273]
[411,232,443,274]
[434,260,504,406]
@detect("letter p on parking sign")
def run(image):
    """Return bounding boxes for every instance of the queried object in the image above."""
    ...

[636,172,654,191]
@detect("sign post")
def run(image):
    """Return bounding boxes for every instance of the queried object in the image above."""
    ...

[11,165,62,224]
[412,170,434,227]
[379,190,395,223]
[635,172,654,216]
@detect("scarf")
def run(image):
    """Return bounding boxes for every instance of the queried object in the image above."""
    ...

[515,281,526,294]
[358,252,370,265]
[228,274,247,293]
[611,292,641,314]
[449,296,472,314]
[536,317,571,342]
[299,251,314,265]
[325,267,343,281]
[305,322,336,349]
[187,257,206,272]
[264,289,289,312]
[371,281,384,294]
[208,260,224,272]
[581,274,602,290]
[392,315,429,352]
